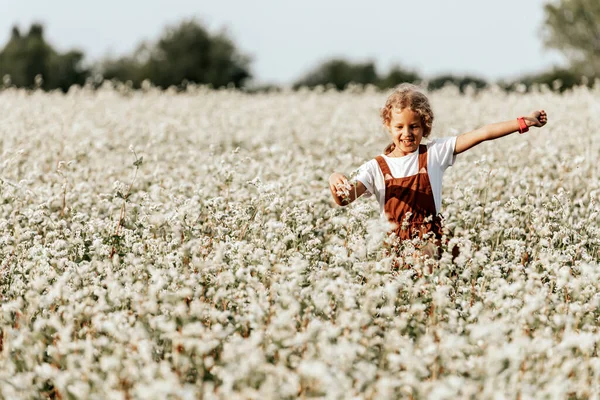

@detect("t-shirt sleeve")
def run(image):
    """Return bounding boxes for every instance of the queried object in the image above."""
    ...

[429,137,457,171]
[354,159,376,197]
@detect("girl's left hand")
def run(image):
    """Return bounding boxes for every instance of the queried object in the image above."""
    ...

[527,110,548,128]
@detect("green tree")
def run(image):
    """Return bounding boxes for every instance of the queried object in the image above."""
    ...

[377,65,421,89]
[0,23,89,91]
[294,59,378,90]
[427,74,488,93]
[500,67,590,93]
[100,44,149,87]
[101,19,251,89]
[542,0,600,75]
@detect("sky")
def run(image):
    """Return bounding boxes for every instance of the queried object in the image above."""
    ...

[0,0,567,85]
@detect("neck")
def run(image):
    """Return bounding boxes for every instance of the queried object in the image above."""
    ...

[389,146,417,158]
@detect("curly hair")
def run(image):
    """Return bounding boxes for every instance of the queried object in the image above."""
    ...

[381,83,434,154]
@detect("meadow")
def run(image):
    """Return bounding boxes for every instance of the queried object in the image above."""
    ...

[1,83,599,399]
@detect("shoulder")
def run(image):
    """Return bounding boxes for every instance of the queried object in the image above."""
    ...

[362,156,385,167]
[358,158,381,174]
[427,137,456,153]
[426,136,458,168]
[355,157,383,196]
[427,136,456,148]
[355,157,386,182]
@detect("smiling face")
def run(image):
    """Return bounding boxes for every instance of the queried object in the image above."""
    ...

[386,108,426,156]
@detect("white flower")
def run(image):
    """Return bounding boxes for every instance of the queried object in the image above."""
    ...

[0,85,598,399]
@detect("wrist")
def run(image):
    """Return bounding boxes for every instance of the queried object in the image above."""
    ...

[517,117,529,134]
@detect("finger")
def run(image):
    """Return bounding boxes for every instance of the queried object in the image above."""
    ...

[334,177,347,186]
[335,179,347,189]
[330,174,344,185]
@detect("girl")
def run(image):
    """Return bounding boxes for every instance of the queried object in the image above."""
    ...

[328,83,548,257]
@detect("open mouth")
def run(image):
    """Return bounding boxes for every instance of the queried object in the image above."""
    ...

[401,139,415,146]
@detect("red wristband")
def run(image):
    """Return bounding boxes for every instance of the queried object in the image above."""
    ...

[517,117,529,134]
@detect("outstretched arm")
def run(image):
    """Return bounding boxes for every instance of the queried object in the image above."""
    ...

[454,110,548,155]
[328,172,368,206]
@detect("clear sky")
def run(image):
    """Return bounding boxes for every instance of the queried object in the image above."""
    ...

[0,0,566,85]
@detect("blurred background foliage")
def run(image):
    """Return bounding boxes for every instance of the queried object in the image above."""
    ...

[0,24,88,91]
[100,20,251,89]
[0,1,598,93]
[542,0,600,77]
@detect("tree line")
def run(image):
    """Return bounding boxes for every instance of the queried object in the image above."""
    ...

[0,0,597,93]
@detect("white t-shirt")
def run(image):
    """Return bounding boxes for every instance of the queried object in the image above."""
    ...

[355,137,457,216]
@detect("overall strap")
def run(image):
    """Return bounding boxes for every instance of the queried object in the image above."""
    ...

[418,145,428,172]
[375,156,392,179]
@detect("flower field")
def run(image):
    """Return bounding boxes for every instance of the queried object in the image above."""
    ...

[1,84,600,399]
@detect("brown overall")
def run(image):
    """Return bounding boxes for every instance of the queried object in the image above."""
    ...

[376,145,443,249]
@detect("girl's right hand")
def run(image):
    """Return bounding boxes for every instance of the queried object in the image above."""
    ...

[329,172,350,205]
[328,172,367,206]
[329,172,349,190]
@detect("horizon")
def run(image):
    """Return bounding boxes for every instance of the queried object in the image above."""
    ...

[0,0,567,85]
